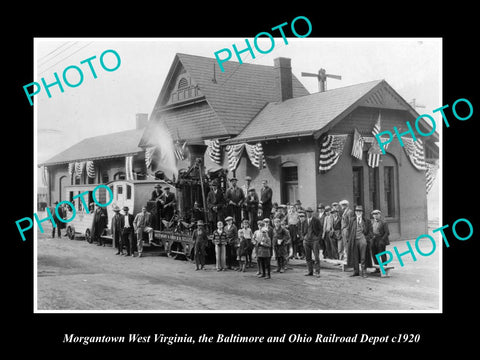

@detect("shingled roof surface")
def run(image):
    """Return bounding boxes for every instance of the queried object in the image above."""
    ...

[146,53,310,142]
[41,128,145,166]
[228,79,384,143]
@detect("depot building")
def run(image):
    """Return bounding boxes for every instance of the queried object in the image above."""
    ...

[41,53,439,241]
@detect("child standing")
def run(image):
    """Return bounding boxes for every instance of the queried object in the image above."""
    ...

[193,220,209,271]
[212,221,227,271]
[252,220,265,275]
[257,227,272,279]
[273,217,291,273]
[237,219,251,272]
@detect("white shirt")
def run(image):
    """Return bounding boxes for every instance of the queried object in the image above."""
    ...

[124,213,131,228]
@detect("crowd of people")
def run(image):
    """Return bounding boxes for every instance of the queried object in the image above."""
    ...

[48,176,391,279]
[197,177,391,279]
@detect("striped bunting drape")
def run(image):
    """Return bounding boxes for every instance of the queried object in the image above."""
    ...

[75,161,85,176]
[206,139,222,165]
[425,161,439,194]
[68,162,75,176]
[318,134,348,173]
[42,166,49,187]
[86,160,95,179]
[245,143,267,169]
[401,137,426,171]
[125,155,134,180]
[145,147,156,169]
[226,143,245,171]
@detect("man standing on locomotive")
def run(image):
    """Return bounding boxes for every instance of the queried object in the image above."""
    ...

[162,186,176,222]
[207,180,225,230]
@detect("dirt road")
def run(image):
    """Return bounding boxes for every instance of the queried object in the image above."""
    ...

[36,229,439,311]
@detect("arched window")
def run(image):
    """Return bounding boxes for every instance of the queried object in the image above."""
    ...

[178,77,189,89]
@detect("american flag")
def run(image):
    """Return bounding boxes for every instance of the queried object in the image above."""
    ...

[253,142,267,169]
[174,140,187,160]
[368,112,382,167]
[145,147,156,169]
[351,128,364,160]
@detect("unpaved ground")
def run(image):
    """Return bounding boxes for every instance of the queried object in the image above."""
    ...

[36,227,440,311]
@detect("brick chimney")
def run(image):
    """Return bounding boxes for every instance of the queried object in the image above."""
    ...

[274,57,293,102]
[136,113,148,129]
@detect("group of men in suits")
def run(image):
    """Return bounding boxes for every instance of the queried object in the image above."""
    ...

[297,200,390,278]
[206,177,273,231]
[110,205,155,258]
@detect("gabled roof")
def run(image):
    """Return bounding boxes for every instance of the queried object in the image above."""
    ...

[143,53,309,143]
[41,128,145,166]
[226,79,439,144]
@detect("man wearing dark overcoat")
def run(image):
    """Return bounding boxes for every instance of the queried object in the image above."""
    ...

[225,177,245,228]
[111,205,124,255]
[346,205,373,277]
[339,199,354,260]
[245,188,259,231]
[206,181,225,230]
[259,180,273,220]
[316,203,326,257]
[50,201,65,238]
[91,203,108,246]
[150,184,163,230]
[302,207,322,277]
[370,209,390,273]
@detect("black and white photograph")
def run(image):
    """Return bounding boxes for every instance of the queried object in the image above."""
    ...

[34,38,442,312]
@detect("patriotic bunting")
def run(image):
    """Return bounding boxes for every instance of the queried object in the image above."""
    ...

[226,143,245,171]
[206,139,222,164]
[253,142,267,169]
[351,128,364,160]
[425,161,439,194]
[402,137,426,171]
[318,134,348,173]
[75,161,85,176]
[86,160,95,179]
[145,147,156,169]
[68,162,75,176]
[42,166,49,187]
[125,155,134,180]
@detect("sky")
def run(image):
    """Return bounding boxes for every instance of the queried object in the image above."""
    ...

[35,37,442,208]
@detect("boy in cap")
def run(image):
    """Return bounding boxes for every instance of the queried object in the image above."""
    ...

[370,209,390,273]
[257,225,272,279]
[272,218,291,273]
[224,216,238,270]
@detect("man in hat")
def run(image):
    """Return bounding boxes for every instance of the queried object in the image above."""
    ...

[162,186,176,221]
[370,209,390,273]
[150,184,164,230]
[316,203,327,257]
[133,206,154,257]
[122,206,135,256]
[294,200,304,212]
[111,205,124,255]
[226,177,245,228]
[260,180,273,220]
[91,203,108,246]
[322,205,337,259]
[224,216,238,270]
[50,201,65,238]
[301,207,322,277]
[241,175,253,220]
[331,206,342,259]
[296,210,306,259]
[193,220,209,270]
[339,200,354,260]
[245,187,259,231]
[207,180,225,230]
[346,205,373,277]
